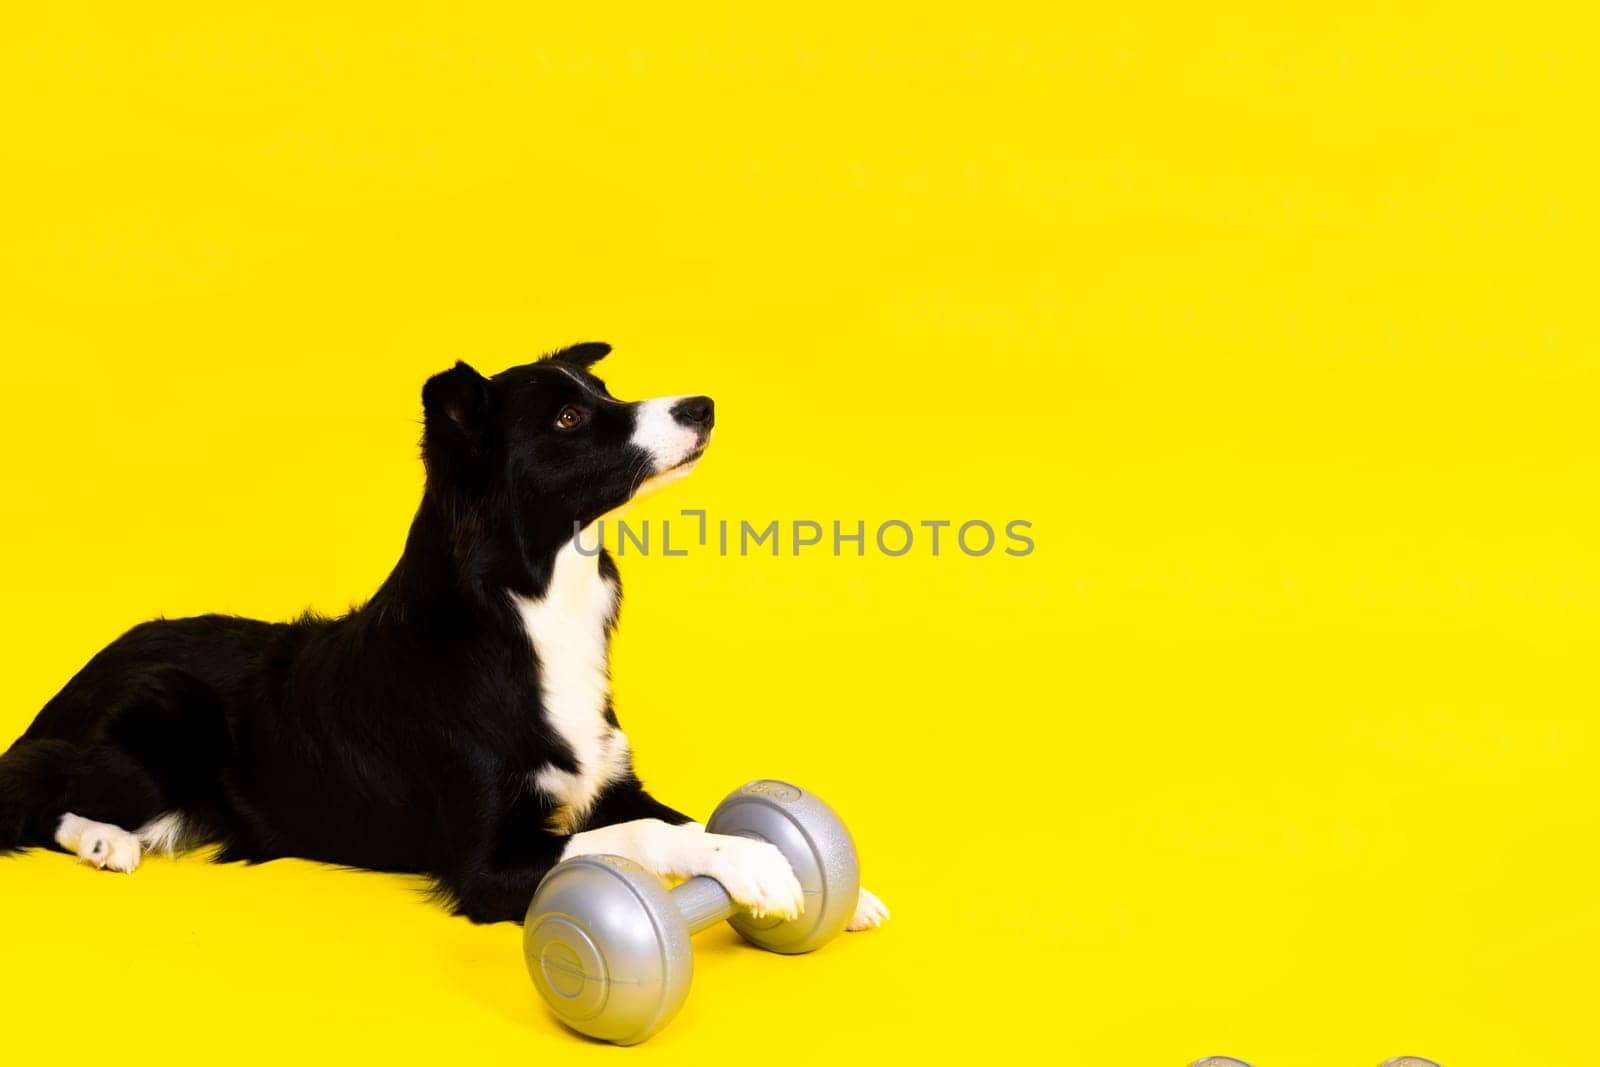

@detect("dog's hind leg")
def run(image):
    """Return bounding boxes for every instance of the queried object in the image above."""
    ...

[44,738,171,872]
[54,811,144,872]
[0,737,73,855]
[0,737,149,870]
[4,666,227,871]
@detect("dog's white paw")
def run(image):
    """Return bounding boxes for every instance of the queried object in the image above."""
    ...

[847,886,889,931]
[56,815,142,873]
[704,835,806,921]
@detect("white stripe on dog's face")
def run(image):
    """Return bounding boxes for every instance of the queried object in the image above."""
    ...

[631,396,703,474]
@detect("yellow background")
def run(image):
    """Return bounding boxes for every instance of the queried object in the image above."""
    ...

[1,4,1595,1064]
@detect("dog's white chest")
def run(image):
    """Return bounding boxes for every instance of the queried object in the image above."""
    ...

[512,542,631,832]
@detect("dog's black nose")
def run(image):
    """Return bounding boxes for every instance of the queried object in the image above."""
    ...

[671,396,715,429]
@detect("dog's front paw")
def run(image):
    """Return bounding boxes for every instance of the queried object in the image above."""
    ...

[847,886,889,931]
[703,835,806,921]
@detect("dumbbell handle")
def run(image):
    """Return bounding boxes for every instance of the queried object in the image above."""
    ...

[672,875,741,935]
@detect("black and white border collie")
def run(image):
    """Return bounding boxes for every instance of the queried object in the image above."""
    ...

[0,344,887,930]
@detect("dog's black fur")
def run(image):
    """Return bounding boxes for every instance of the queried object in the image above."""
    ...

[0,344,716,923]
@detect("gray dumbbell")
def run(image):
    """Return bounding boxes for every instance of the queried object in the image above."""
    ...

[522,779,861,1044]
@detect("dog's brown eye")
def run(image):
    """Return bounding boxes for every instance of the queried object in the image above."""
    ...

[556,407,584,430]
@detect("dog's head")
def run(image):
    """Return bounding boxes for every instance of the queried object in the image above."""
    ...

[419,343,712,580]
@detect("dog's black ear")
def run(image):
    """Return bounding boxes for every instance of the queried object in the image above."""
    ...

[546,342,611,369]
[422,361,492,451]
